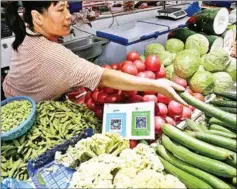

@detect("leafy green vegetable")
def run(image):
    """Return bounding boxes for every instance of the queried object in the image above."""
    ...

[165,64,174,80]
[213,72,234,93]
[158,50,176,66]
[225,57,236,81]
[144,43,165,57]
[165,38,184,53]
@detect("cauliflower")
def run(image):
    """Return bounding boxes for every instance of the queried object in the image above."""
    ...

[113,167,137,188]
[160,174,186,189]
[119,149,143,170]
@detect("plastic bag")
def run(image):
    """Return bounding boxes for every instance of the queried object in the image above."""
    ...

[1,178,35,189]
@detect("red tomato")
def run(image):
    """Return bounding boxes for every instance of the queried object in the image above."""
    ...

[193,93,205,101]
[144,71,156,79]
[105,94,121,103]
[133,60,146,72]
[180,106,192,120]
[91,91,100,102]
[143,95,158,103]
[102,87,117,94]
[122,64,138,75]
[155,65,166,79]
[157,103,168,117]
[127,51,140,62]
[165,116,176,126]
[86,98,96,111]
[118,60,133,70]
[111,64,118,70]
[185,86,194,96]
[97,92,108,104]
[136,72,148,78]
[155,116,165,134]
[144,55,161,72]
[168,101,183,116]
[157,93,171,104]
[172,74,187,88]
[128,95,143,103]
[95,106,103,119]
[129,140,138,149]
[102,64,111,69]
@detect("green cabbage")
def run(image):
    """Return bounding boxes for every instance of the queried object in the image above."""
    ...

[165,64,174,80]
[225,57,236,81]
[185,34,209,56]
[165,39,184,53]
[213,72,234,93]
[183,49,201,57]
[189,70,215,95]
[198,65,206,72]
[144,43,165,57]
[201,49,231,72]
[173,50,200,79]
[157,51,176,66]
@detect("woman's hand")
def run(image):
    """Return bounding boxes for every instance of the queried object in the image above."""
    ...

[155,79,188,105]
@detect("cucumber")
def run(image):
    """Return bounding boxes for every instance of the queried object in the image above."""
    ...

[206,130,236,139]
[186,8,229,35]
[204,35,224,52]
[227,24,236,42]
[225,153,237,168]
[168,28,196,42]
[214,91,237,100]
[210,124,236,134]
[187,131,236,151]
[180,92,236,130]
[210,100,237,108]
[233,177,236,185]
[186,119,203,131]
[162,124,232,160]
[218,107,237,114]
[158,156,212,189]
[209,117,236,130]
[157,145,231,189]
[222,29,234,53]
[162,135,236,178]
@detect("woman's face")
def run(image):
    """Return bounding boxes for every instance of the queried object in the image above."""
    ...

[38,1,72,38]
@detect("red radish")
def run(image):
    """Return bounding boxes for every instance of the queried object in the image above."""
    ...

[193,93,205,101]
[144,71,156,79]
[189,105,195,112]
[155,116,165,134]
[86,98,96,111]
[165,116,176,126]
[157,93,171,104]
[102,64,111,69]
[129,140,138,149]
[91,91,100,102]
[143,95,158,103]
[186,87,194,96]
[105,94,120,103]
[95,106,103,119]
[172,74,187,88]
[75,96,85,104]
[127,51,140,62]
[181,106,192,120]
[122,64,138,75]
[133,60,146,72]
[84,91,92,103]
[97,92,108,104]
[144,55,161,72]
[157,103,168,117]
[168,101,183,116]
[102,87,117,94]
[111,64,118,70]
[155,65,166,78]
[128,95,143,102]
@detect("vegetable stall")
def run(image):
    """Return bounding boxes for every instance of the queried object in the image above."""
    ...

[1,7,236,189]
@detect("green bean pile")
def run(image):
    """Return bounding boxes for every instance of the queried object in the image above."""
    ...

[1,100,101,181]
[1,100,32,132]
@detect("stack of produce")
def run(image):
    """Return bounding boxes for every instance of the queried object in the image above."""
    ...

[55,133,186,188]
[1,101,101,181]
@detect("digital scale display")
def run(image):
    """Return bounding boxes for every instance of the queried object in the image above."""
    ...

[157,8,187,20]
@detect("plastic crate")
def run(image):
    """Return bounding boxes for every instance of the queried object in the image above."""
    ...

[27,128,93,189]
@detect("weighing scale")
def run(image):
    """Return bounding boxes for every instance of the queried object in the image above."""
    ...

[157,8,187,20]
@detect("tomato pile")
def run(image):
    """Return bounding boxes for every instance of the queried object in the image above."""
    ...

[67,51,205,139]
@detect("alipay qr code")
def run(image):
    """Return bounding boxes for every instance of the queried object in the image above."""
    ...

[110,118,122,131]
[135,116,147,129]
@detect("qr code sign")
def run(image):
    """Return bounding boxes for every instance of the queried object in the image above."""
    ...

[110,118,122,131]
[135,116,147,129]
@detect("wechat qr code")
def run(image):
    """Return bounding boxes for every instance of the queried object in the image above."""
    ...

[110,118,122,131]
[135,116,147,129]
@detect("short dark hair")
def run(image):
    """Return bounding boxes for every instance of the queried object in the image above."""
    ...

[6,1,58,51]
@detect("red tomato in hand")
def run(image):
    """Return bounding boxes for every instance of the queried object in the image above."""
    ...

[133,60,146,72]
[155,65,166,78]
[144,55,161,72]
[127,51,140,62]
[122,64,138,75]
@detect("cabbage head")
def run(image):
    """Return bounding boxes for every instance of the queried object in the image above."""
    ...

[213,72,233,93]
[201,49,231,72]
[185,34,209,56]
[144,43,165,57]
[173,50,200,79]
[165,64,174,80]
[165,38,184,53]
[225,57,236,81]
[158,51,176,66]
[183,49,201,57]
[189,70,215,95]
